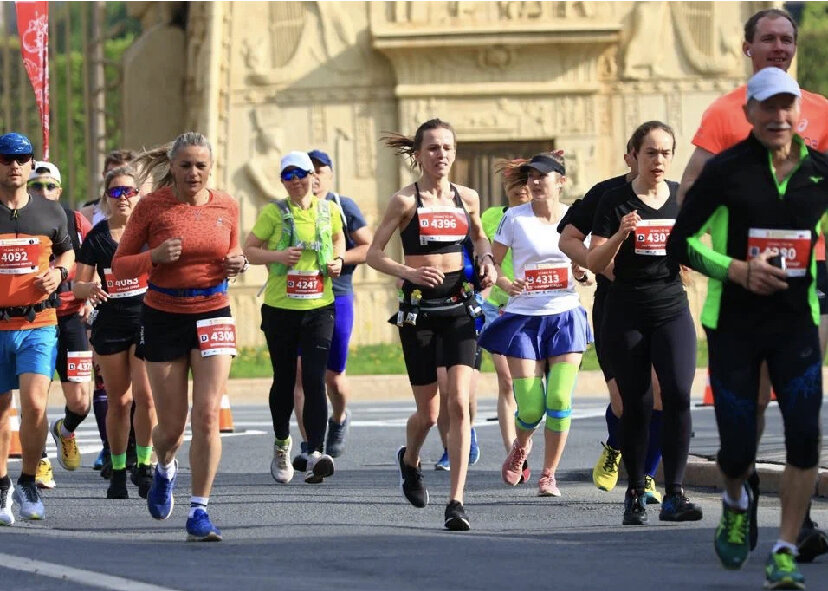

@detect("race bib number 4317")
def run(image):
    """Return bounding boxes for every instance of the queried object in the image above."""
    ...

[196,317,237,357]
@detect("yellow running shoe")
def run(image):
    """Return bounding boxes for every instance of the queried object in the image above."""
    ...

[643,474,662,504]
[50,419,81,471]
[592,441,622,491]
[35,458,56,489]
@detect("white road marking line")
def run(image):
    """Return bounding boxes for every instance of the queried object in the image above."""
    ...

[0,552,181,591]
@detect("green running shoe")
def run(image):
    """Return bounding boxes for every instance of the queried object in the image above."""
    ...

[764,549,805,590]
[714,500,750,570]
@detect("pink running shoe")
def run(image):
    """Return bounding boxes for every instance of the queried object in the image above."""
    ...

[538,470,561,497]
[502,438,532,486]
[519,460,531,485]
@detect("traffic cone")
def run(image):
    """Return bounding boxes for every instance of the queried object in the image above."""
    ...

[697,371,714,407]
[9,391,22,458]
[218,394,235,433]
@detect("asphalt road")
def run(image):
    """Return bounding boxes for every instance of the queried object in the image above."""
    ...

[0,400,825,591]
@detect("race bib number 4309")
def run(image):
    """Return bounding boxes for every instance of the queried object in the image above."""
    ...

[635,219,675,256]
[0,237,41,275]
[523,263,570,294]
[747,228,811,277]
[196,317,237,357]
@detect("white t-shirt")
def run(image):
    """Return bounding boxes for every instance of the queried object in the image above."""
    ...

[494,201,581,316]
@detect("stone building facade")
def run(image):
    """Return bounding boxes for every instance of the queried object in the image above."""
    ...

[123,1,776,348]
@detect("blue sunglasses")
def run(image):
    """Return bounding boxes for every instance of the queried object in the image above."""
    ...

[281,168,310,182]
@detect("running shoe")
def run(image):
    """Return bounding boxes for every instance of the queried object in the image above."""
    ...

[397,446,428,508]
[502,438,532,486]
[305,451,335,484]
[186,508,223,542]
[126,438,137,471]
[748,470,760,551]
[623,489,647,525]
[642,475,662,505]
[50,418,81,471]
[100,456,113,480]
[147,460,177,520]
[12,481,44,520]
[796,517,828,564]
[538,470,561,497]
[444,500,470,531]
[325,410,350,458]
[0,484,13,526]
[714,499,750,570]
[469,427,480,465]
[764,548,805,590]
[592,441,621,492]
[292,441,309,472]
[35,458,56,489]
[271,438,294,484]
[131,464,154,499]
[519,460,531,484]
[107,468,129,499]
[435,448,450,471]
[93,447,110,471]
[659,492,702,521]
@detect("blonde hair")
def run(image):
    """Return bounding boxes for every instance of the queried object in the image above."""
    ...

[100,165,138,219]
[134,132,213,190]
[494,157,528,192]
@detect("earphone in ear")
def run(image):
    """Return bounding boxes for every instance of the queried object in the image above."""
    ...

[746,49,752,57]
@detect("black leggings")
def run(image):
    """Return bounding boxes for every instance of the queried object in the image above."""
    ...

[261,304,334,452]
[706,326,822,478]
[603,303,696,494]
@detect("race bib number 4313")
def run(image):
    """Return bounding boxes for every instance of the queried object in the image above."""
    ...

[747,228,811,277]
[196,317,237,357]
[523,263,570,294]
[635,219,675,256]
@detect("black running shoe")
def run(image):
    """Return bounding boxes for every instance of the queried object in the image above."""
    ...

[100,456,113,480]
[107,468,129,499]
[623,490,648,525]
[747,470,760,551]
[292,441,309,472]
[797,519,828,564]
[131,464,154,499]
[126,438,137,472]
[397,446,428,508]
[659,492,703,522]
[444,500,470,531]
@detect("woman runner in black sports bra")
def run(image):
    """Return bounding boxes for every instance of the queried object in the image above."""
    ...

[367,118,495,531]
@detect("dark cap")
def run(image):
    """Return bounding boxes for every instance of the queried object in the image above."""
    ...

[307,149,333,169]
[520,154,565,176]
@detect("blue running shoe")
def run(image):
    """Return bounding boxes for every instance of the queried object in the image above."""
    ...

[186,508,222,542]
[93,447,110,471]
[147,460,177,520]
[469,427,480,465]
[435,448,450,471]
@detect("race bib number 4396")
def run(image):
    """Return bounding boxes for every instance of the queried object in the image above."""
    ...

[0,237,41,275]
[747,228,811,277]
[635,219,675,256]
[196,317,237,357]
[417,207,469,245]
[523,263,570,294]
[104,268,147,298]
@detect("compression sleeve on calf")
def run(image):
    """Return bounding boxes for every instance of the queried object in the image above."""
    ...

[545,362,578,432]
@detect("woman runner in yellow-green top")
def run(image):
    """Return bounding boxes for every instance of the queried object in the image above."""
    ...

[479,158,531,477]
[243,151,345,486]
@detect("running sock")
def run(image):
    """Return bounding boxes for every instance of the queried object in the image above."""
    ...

[157,460,177,479]
[189,496,209,518]
[136,445,153,466]
[772,540,799,556]
[512,377,545,430]
[17,473,35,486]
[545,363,577,432]
[723,487,749,511]
[644,409,663,477]
[111,452,127,471]
[605,404,621,449]
[93,386,108,444]
[275,437,290,449]
[62,406,87,433]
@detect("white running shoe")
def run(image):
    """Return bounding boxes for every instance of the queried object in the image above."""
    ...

[305,451,334,484]
[12,481,44,520]
[270,437,294,484]
[0,484,14,526]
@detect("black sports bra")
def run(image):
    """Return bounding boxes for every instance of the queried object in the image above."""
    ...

[399,183,470,256]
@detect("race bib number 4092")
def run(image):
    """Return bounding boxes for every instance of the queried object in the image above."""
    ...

[0,237,41,275]
[747,228,811,278]
[196,317,237,357]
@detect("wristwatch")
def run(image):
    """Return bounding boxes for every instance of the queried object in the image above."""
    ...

[241,256,250,273]
[55,266,69,282]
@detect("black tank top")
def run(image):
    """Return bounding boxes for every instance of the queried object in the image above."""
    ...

[399,183,470,256]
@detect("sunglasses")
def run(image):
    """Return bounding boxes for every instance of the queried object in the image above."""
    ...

[28,180,60,191]
[281,168,310,182]
[106,186,139,200]
[0,153,33,166]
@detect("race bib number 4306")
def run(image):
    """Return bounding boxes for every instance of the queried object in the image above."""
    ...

[635,219,675,256]
[196,317,237,357]
[747,228,811,277]
[66,351,93,383]
[523,263,570,294]
[0,237,41,275]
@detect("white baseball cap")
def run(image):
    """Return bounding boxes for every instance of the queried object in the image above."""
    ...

[280,151,314,174]
[29,161,62,184]
[746,67,801,103]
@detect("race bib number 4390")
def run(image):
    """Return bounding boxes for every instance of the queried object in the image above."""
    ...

[747,228,811,277]
[523,263,570,294]
[635,219,675,256]
[196,317,237,357]
[0,237,41,274]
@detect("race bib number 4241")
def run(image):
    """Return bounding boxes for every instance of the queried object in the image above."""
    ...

[0,237,41,275]
[196,317,237,357]
[747,228,811,277]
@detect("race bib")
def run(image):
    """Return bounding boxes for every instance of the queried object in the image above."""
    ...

[747,228,811,278]
[523,263,570,294]
[103,268,147,298]
[816,233,825,262]
[0,237,41,275]
[635,219,675,256]
[286,269,324,299]
[196,317,237,357]
[417,207,469,245]
[66,351,93,383]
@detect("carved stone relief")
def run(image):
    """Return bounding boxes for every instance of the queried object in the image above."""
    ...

[244,107,284,202]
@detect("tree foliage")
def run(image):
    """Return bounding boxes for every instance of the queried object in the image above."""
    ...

[797,2,828,96]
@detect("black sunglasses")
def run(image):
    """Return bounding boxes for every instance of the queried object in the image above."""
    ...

[0,154,33,166]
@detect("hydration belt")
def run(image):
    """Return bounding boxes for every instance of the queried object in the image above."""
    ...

[0,293,58,322]
[395,281,482,327]
[147,280,228,298]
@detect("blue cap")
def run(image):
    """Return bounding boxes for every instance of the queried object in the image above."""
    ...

[308,149,333,169]
[0,132,33,155]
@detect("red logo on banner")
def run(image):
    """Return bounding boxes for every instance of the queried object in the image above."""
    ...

[15,2,50,159]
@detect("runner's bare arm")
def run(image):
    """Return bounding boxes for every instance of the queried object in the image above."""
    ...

[343,226,372,266]
[677,147,713,207]
[366,192,420,281]
[559,224,589,268]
